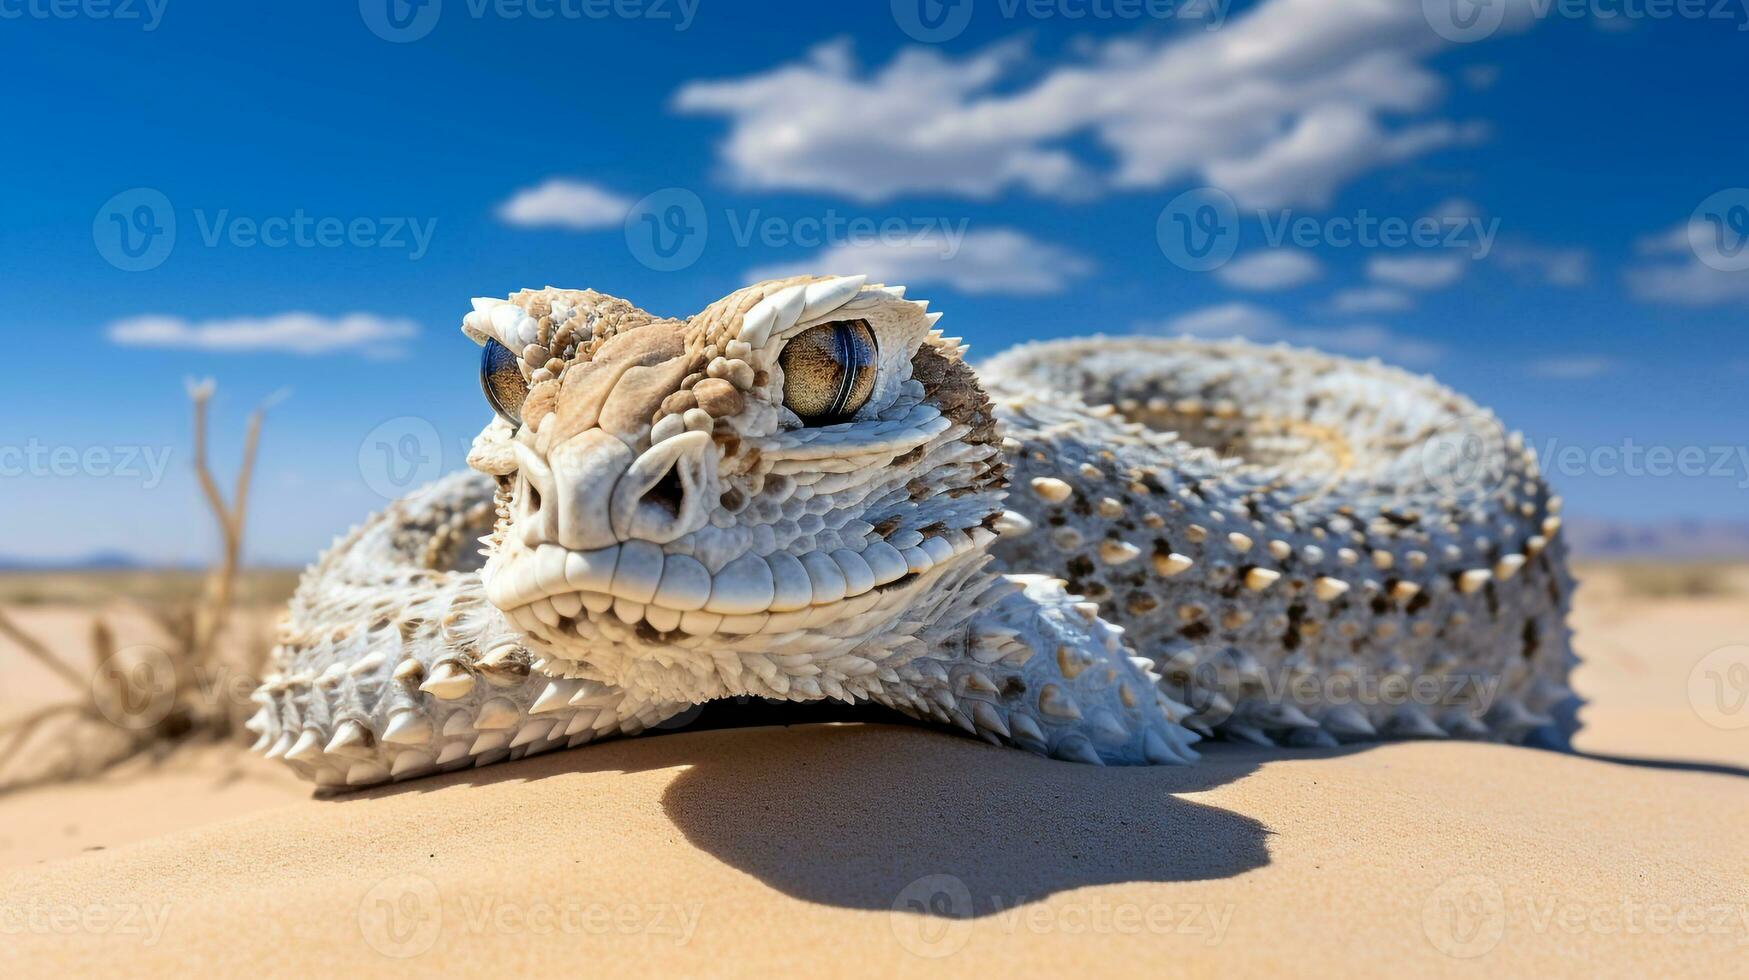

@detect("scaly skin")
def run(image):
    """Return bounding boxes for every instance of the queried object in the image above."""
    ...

[249,277,1576,788]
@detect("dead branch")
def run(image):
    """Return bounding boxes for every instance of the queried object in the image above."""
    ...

[0,607,86,693]
[0,380,280,795]
[186,381,281,665]
[0,703,91,782]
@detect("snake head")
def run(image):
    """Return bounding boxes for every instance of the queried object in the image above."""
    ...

[460,276,1009,701]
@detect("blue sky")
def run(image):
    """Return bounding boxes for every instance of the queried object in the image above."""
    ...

[2,0,1746,564]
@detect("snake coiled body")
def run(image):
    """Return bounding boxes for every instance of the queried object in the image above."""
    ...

[249,278,1576,788]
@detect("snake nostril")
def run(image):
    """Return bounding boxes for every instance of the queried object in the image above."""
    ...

[645,465,685,518]
[515,470,549,536]
[607,429,713,544]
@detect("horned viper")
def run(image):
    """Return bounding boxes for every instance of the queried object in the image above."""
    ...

[249,276,1577,788]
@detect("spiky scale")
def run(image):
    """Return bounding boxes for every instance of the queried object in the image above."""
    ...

[435,742,470,766]
[1243,568,1282,591]
[970,701,1010,738]
[1320,705,1378,740]
[325,721,374,759]
[1141,730,1180,765]
[529,681,575,716]
[1038,684,1082,721]
[474,699,520,731]
[390,751,435,779]
[284,730,323,764]
[382,712,431,747]
[419,662,474,700]
[1009,713,1046,745]
[264,732,294,760]
[1053,735,1104,766]
[1222,724,1274,747]
[510,721,554,748]
[1382,706,1447,740]
[1087,710,1130,744]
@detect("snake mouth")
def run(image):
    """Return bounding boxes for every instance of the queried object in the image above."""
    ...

[484,531,991,640]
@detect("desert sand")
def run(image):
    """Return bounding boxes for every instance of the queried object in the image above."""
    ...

[1,565,1745,977]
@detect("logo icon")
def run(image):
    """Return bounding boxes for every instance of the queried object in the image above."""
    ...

[889,874,974,958]
[1418,413,1508,498]
[1688,189,1749,273]
[1689,645,1749,731]
[1422,0,1508,43]
[91,645,178,730]
[624,188,708,272]
[93,188,176,272]
[1157,187,1239,272]
[360,0,442,42]
[892,0,975,42]
[359,417,444,499]
[1422,874,1506,958]
[1179,657,1238,727]
[358,874,443,958]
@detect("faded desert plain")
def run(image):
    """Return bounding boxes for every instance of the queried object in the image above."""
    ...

[0,561,1744,976]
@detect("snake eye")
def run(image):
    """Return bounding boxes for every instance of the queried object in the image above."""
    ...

[480,338,530,427]
[779,319,878,425]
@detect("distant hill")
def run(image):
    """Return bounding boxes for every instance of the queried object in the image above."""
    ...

[0,550,154,572]
[1565,519,1749,560]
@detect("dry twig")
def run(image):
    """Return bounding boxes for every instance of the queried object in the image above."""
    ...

[0,381,281,793]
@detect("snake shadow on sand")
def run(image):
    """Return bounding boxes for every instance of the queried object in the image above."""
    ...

[649,719,1293,917]
[323,698,1742,918]
[330,695,1305,916]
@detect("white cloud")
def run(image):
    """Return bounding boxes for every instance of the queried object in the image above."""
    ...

[1161,302,1284,339]
[674,0,1519,208]
[107,313,418,356]
[1496,244,1591,287]
[1462,64,1501,90]
[1625,261,1749,307]
[1148,302,1443,366]
[1367,254,1468,290]
[1424,197,1483,223]
[1216,250,1323,291]
[496,179,632,229]
[1528,355,1617,380]
[1326,286,1415,314]
[747,228,1093,296]
[1635,222,1692,256]
[1204,107,1487,210]
[1625,218,1749,307]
